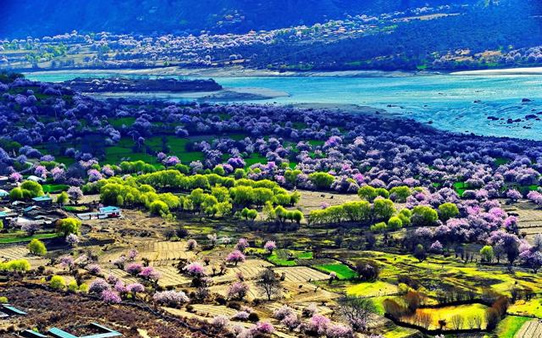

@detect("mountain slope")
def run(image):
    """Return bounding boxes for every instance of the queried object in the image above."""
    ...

[0,0,479,38]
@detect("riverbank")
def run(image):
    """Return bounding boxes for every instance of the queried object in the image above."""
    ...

[23,66,432,79]
[84,86,290,102]
[451,67,542,76]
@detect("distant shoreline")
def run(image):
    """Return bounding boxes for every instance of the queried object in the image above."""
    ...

[21,66,542,79]
[451,67,542,76]
[23,67,432,79]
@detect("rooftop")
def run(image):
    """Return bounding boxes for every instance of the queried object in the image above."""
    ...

[99,206,120,213]
[32,196,53,202]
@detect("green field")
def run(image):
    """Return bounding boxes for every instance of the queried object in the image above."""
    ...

[268,250,313,266]
[42,184,69,194]
[315,263,357,280]
[494,316,531,338]
[0,232,60,244]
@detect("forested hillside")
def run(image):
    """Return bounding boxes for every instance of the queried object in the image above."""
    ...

[1,0,479,38]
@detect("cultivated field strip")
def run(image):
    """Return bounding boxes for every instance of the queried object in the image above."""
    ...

[514,207,542,243]
[139,241,196,262]
[209,281,260,301]
[105,268,139,284]
[190,304,238,318]
[516,319,542,338]
[0,246,48,267]
[281,281,340,304]
[272,266,329,283]
[213,259,274,284]
[154,266,192,287]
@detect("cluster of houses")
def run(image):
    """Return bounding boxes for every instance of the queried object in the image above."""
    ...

[0,194,63,230]
[0,177,122,230]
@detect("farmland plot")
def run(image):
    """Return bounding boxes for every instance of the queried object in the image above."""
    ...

[516,319,542,338]
[139,241,196,262]
[103,267,139,284]
[154,265,192,288]
[213,259,274,284]
[281,281,340,304]
[0,245,48,267]
[209,281,260,301]
[190,304,239,318]
[509,202,542,243]
[272,266,329,283]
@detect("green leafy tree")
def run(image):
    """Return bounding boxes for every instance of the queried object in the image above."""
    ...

[398,209,412,226]
[308,172,334,189]
[389,186,412,202]
[358,186,378,201]
[480,245,494,263]
[28,239,47,256]
[20,181,44,197]
[9,187,25,201]
[56,218,81,237]
[411,206,438,226]
[387,216,403,230]
[414,244,427,262]
[372,198,395,221]
[438,202,459,221]
[370,222,387,233]
[149,200,169,216]
[56,191,69,206]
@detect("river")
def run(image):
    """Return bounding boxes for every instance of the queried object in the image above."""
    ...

[24,71,542,140]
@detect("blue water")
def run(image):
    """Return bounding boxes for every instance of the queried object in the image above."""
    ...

[25,72,542,140]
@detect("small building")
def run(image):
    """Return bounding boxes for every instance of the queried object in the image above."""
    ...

[32,195,53,207]
[99,206,121,218]
[0,189,9,199]
[78,206,122,221]
[23,205,42,216]
[27,176,46,183]
[0,176,9,187]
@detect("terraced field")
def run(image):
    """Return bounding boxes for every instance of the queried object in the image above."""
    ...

[139,241,196,262]
[213,259,274,284]
[154,265,192,288]
[0,245,48,268]
[272,266,329,283]
[506,201,542,243]
[516,319,542,338]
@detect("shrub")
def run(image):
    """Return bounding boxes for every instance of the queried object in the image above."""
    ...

[387,216,403,230]
[101,290,122,304]
[370,222,387,233]
[153,290,190,306]
[227,282,250,300]
[49,275,66,290]
[67,280,78,293]
[273,305,295,320]
[126,263,143,275]
[0,259,30,272]
[89,278,110,294]
[355,260,380,281]
[248,312,260,322]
